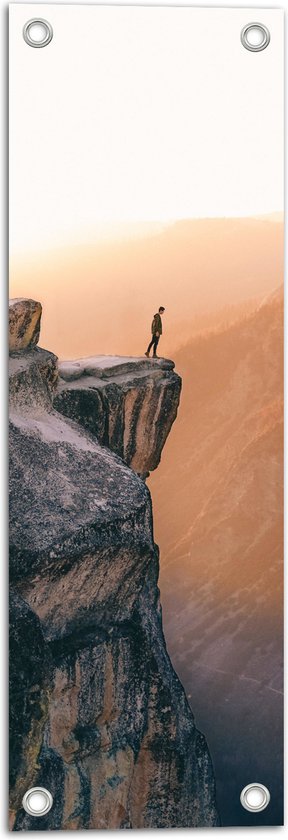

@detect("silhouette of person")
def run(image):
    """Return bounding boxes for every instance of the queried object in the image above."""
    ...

[145,307,165,358]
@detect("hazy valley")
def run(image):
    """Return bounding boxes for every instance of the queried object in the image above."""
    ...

[149,288,283,825]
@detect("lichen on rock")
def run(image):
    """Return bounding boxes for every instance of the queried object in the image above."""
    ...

[9,300,219,829]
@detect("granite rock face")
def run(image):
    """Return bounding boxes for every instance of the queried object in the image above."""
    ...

[9,302,219,829]
[54,356,182,478]
[9,591,50,827]
[9,298,42,353]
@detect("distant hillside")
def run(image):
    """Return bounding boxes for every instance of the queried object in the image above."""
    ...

[149,288,283,826]
[10,216,283,359]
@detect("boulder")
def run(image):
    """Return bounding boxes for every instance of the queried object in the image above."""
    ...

[9,298,42,353]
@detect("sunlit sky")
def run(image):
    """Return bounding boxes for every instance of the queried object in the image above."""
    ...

[10,4,283,255]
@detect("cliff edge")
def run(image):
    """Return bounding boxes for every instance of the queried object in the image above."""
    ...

[9,298,219,829]
[54,355,181,479]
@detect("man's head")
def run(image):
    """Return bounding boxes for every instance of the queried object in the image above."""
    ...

[159,307,165,314]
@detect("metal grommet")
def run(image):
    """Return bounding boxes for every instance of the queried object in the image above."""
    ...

[23,18,53,48]
[240,783,270,813]
[22,787,53,817]
[241,23,270,52]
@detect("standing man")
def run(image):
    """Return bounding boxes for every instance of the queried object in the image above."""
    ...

[145,306,165,358]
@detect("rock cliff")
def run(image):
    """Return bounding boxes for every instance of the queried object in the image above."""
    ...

[54,356,181,479]
[9,298,219,829]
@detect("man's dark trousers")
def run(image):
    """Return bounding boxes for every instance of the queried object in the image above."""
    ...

[147,334,160,356]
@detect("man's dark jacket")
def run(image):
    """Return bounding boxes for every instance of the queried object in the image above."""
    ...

[151,313,162,335]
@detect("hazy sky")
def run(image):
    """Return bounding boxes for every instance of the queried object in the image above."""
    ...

[10,4,283,255]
